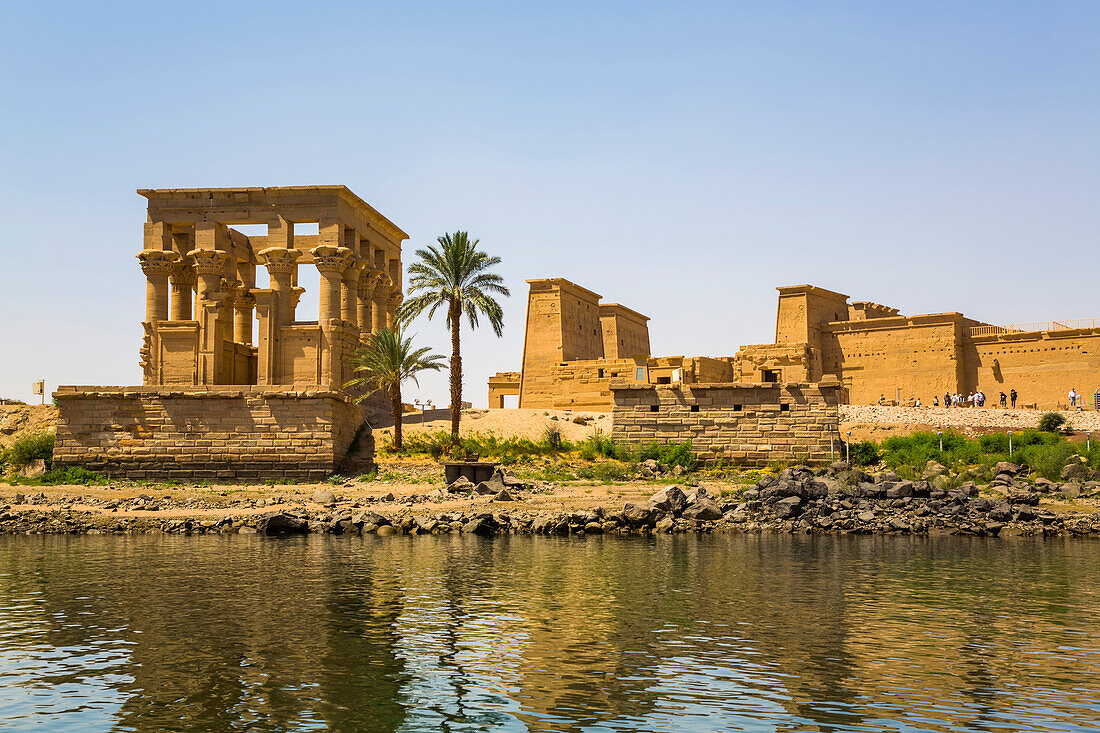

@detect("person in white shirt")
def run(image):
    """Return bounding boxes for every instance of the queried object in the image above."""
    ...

[1069,388,1078,408]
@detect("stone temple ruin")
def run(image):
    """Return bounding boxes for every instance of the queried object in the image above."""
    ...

[54,186,404,480]
[489,277,1100,465]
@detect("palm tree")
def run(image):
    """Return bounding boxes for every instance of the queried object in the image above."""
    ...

[344,328,445,451]
[398,231,509,444]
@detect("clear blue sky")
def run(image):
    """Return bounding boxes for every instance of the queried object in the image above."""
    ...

[1,1,1097,405]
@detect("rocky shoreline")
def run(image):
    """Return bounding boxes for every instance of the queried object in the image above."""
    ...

[3,462,1099,538]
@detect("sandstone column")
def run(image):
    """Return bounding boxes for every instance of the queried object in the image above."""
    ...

[387,291,403,330]
[168,260,195,321]
[233,290,255,345]
[254,247,302,385]
[137,250,178,322]
[311,245,354,387]
[372,277,391,334]
[188,249,230,385]
[341,258,363,331]
[357,271,378,340]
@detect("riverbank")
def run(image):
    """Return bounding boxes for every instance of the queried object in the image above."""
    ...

[3,459,1099,537]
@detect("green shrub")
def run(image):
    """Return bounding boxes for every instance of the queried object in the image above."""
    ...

[542,423,564,450]
[8,466,105,486]
[2,432,55,470]
[1016,441,1078,480]
[1038,412,1066,433]
[847,441,880,467]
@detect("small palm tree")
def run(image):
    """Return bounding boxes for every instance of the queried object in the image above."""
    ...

[344,328,445,451]
[398,231,509,443]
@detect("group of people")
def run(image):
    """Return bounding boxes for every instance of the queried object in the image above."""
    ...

[880,389,1019,408]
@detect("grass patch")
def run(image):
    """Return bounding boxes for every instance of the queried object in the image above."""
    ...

[6,466,107,486]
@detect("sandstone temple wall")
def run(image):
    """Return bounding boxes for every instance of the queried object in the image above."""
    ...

[53,387,382,481]
[611,380,842,467]
[969,328,1100,408]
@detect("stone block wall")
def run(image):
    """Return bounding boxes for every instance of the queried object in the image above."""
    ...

[53,387,371,481]
[611,381,842,467]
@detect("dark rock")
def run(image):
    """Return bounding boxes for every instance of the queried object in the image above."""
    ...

[257,512,309,535]
[474,481,497,495]
[682,499,723,521]
[19,459,47,479]
[1014,505,1036,522]
[655,516,675,533]
[886,481,915,499]
[995,461,1021,477]
[888,517,911,532]
[376,525,397,536]
[1061,463,1088,482]
[857,511,877,523]
[447,476,475,493]
[773,496,802,519]
[756,474,777,490]
[987,502,1012,522]
[463,517,495,535]
[1061,482,1082,499]
[622,503,654,527]
[1007,487,1040,506]
[493,489,514,502]
[647,486,688,514]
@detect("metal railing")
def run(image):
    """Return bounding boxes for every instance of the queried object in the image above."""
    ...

[969,318,1100,338]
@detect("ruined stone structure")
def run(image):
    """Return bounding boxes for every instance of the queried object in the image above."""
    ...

[54,186,405,480]
[493,278,1100,413]
[737,285,1100,410]
[611,379,842,467]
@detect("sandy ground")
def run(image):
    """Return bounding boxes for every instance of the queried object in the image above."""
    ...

[374,408,610,444]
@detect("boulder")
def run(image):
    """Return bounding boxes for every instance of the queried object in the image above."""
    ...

[994,461,1021,477]
[376,524,397,536]
[655,516,676,533]
[647,486,688,514]
[622,503,655,527]
[19,459,47,478]
[756,474,778,490]
[1061,482,1082,499]
[492,489,514,502]
[311,489,337,507]
[447,476,475,493]
[1006,487,1040,506]
[474,482,497,495]
[462,517,495,535]
[683,486,709,505]
[773,496,802,519]
[682,499,723,521]
[1061,463,1088,482]
[987,502,1012,522]
[888,517,911,532]
[257,512,309,535]
[583,521,603,534]
[857,511,877,523]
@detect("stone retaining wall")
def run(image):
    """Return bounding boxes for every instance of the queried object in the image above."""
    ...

[611,381,842,466]
[53,387,372,481]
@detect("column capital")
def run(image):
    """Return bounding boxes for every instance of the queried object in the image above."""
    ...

[257,247,302,275]
[388,291,404,307]
[234,292,257,310]
[310,245,354,275]
[168,260,195,288]
[343,258,365,282]
[187,249,229,275]
[137,249,178,276]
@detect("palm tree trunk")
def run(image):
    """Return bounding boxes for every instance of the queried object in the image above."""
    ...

[450,299,462,444]
[392,383,403,451]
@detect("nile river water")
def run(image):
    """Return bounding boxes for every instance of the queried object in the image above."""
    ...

[0,534,1098,732]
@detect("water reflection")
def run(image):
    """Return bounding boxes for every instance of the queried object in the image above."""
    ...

[0,534,1098,732]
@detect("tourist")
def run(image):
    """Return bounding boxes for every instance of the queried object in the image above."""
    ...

[1010,389,1018,408]
[915,398,922,407]
[1000,391,1007,408]
[933,395,939,407]
[978,390,986,407]
[945,392,951,408]
[1069,387,1079,408]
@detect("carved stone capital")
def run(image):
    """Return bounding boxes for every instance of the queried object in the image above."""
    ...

[187,249,229,275]
[168,260,195,289]
[342,258,365,283]
[258,247,302,275]
[387,291,404,307]
[310,245,354,275]
[137,249,179,276]
[234,292,256,311]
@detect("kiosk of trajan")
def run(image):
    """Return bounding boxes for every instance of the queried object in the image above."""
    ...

[54,186,405,480]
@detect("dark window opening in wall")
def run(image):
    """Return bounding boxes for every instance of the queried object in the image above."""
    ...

[733,404,743,411]
[598,369,604,378]
[780,403,790,412]
[649,404,659,412]
[656,376,671,384]
[690,405,699,412]
[762,369,780,383]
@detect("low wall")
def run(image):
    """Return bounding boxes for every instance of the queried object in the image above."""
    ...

[611,381,842,467]
[53,386,369,481]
